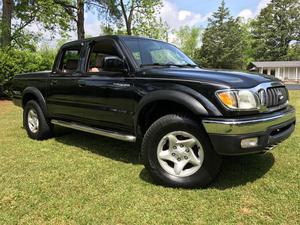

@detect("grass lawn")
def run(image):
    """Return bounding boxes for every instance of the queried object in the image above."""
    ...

[0,92,299,225]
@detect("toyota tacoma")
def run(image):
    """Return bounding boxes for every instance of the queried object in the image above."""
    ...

[11,35,296,188]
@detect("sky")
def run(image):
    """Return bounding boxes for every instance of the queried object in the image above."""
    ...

[159,0,271,29]
[30,0,271,45]
[83,0,271,37]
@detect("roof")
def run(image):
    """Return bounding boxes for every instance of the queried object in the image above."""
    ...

[60,35,161,48]
[251,61,300,68]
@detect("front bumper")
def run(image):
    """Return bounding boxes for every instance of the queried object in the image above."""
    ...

[202,106,296,155]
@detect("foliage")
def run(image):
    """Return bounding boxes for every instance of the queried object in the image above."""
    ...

[132,15,168,40]
[101,25,126,35]
[104,0,169,40]
[130,0,168,40]
[250,0,300,61]
[287,42,300,60]
[53,0,119,40]
[197,0,248,70]
[0,48,56,85]
[1,0,73,49]
[173,26,202,59]
[240,22,255,67]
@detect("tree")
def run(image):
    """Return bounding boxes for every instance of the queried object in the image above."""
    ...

[54,0,86,40]
[0,0,72,48]
[105,0,168,40]
[198,0,248,69]
[1,0,13,47]
[251,0,300,61]
[240,21,255,67]
[173,26,201,59]
[287,41,300,60]
[54,0,119,40]
[118,0,161,36]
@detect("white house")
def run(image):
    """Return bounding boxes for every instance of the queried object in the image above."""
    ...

[249,61,300,82]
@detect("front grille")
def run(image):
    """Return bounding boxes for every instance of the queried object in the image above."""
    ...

[266,87,288,108]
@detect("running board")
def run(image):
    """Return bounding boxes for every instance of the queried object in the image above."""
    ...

[51,119,136,142]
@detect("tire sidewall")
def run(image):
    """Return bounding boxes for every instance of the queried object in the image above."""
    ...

[23,100,51,140]
[142,115,221,188]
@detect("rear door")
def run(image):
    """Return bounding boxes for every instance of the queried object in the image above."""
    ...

[47,43,85,121]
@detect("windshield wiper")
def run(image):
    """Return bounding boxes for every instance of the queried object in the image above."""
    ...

[140,63,173,67]
[181,64,198,68]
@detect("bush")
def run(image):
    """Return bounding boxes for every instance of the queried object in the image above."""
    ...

[0,48,56,97]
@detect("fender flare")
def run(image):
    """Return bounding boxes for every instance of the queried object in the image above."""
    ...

[22,87,48,116]
[134,90,211,134]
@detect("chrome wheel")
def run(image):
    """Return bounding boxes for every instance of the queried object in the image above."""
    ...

[157,131,204,177]
[27,109,39,133]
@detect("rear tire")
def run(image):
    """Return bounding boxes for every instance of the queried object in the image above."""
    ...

[23,100,53,140]
[141,114,221,188]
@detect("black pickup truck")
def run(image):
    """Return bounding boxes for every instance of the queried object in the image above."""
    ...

[11,35,296,187]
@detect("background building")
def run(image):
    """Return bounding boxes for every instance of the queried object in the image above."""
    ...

[249,61,300,83]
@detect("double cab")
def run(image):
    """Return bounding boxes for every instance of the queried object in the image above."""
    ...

[11,35,296,187]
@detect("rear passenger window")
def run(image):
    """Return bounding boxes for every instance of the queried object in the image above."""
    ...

[59,46,82,73]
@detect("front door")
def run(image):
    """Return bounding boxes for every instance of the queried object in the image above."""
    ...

[69,39,135,132]
[74,74,135,132]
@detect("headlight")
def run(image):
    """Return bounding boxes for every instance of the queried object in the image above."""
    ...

[216,90,260,110]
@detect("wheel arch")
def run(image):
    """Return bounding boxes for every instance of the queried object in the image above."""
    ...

[134,90,212,136]
[22,87,48,117]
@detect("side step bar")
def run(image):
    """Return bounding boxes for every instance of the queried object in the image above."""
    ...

[51,119,136,142]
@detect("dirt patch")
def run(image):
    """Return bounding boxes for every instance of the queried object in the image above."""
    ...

[0,100,13,115]
[0,100,13,107]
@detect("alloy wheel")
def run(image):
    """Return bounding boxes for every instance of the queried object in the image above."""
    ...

[27,109,39,133]
[157,131,204,177]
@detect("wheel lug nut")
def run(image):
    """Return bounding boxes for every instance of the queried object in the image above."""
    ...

[173,146,177,149]
[180,144,184,147]
[171,153,176,156]
[177,158,181,161]
[185,149,189,152]
[184,156,188,160]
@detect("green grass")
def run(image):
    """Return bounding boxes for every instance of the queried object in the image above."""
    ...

[0,92,299,225]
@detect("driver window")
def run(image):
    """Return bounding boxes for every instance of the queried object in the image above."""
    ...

[87,39,120,73]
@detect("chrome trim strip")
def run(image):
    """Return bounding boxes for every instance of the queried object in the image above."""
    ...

[51,119,136,142]
[202,108,296,135]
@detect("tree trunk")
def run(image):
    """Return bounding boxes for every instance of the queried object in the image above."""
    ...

[1,0,13,47]
[125,21,132,35]
[120,0,132,35]
[77,0,85,39]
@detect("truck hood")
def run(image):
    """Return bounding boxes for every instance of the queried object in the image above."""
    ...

[138,67,281,88]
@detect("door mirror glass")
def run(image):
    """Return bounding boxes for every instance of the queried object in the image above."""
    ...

[102,56,127,72]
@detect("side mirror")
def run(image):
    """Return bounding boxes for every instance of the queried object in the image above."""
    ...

[102,56,127,72]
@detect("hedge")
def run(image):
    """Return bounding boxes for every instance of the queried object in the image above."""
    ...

[0,48,56,97]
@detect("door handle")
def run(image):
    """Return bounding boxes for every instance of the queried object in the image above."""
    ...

[78,80,86,87]
[50,80,58,85]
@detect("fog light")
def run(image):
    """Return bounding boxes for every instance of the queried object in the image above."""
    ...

[241,137,258,148]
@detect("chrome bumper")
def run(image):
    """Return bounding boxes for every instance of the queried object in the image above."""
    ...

[202,106,296,135]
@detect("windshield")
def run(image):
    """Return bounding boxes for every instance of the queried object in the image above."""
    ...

[123,38,197,67]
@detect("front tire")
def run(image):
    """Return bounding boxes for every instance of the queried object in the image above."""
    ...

[23,100,53,140]
[141,114,221,188]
